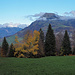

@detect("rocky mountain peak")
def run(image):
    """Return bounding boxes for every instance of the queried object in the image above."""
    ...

[41,13,59,20]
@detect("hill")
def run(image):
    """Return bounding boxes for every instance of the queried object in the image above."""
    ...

[0,56,75,75]
[0,27,22,38]
[1,13,75,45]
[14,13,75,37]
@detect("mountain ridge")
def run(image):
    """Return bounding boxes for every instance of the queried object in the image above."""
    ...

[1,13,75,45]
[0,27,22,38]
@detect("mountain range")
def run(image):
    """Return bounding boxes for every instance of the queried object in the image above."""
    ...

[1,13,75,45]
[0,27,22,38]
[14,13,75,37]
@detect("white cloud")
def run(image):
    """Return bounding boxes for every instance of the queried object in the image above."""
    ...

[0,22,27,28]
[37,17,47,21]
[25,12,45,21]
[18,24,28,28]
[3,22,20,27]
[70,11,75,16]
[64,10,75,17]
[59,16,75,20]
[59,10,75,20]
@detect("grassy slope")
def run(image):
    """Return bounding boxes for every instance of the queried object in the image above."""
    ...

[6,35,23,45]
[0,34,23,46]
[0,56,75,75]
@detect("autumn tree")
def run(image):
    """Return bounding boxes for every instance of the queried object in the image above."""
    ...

[45,24,56,56]
[8,43,14,57]
[21,30,33,58]
[62,30,71,55]
[1,48,5,57]
[22,30,33,43]
[15,36,19,43]
[31,30,40,57]
[14,30,40,58]
[2,37,9,57]
[59,47,65,56]
[14,36,23,57]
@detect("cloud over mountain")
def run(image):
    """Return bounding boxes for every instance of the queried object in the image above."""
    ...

[25,11,75,21]
[0,22,27,28]
[64,11,75,17]
[25,12,45,21]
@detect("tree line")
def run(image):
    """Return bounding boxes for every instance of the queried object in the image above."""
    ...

[0,24,75,58]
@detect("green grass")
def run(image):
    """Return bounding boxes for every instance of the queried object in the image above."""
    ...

[0,56,75,75]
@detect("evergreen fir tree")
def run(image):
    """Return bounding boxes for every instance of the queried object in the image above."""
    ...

[62,30,71,55]
[73,47,75,55]
[2,37,9,56]
[45,24,56,56]
[38,28,45,57]
[9,43,14,57]
[39,28,44,42]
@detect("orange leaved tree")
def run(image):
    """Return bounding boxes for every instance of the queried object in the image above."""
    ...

[14,30,40,58]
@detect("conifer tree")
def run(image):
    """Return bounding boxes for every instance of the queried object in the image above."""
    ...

[8,43,14,57]
[2,37,9,56]
[72,31,75,55]
[73,47,75,55]
[45,24,56,56]
[62,30,71,55]
[39,28,44,42]
[38,28,45,57]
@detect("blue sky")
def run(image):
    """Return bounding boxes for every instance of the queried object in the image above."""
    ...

[0,0,75,25]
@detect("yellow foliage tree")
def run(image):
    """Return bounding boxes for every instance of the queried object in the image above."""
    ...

[1,48,5,57]
[15,36,19,43]
[22,30,40,57]
[14,30,40,58]
[14,36,24,57]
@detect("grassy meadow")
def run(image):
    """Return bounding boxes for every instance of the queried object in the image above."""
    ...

[0,56,75,75]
